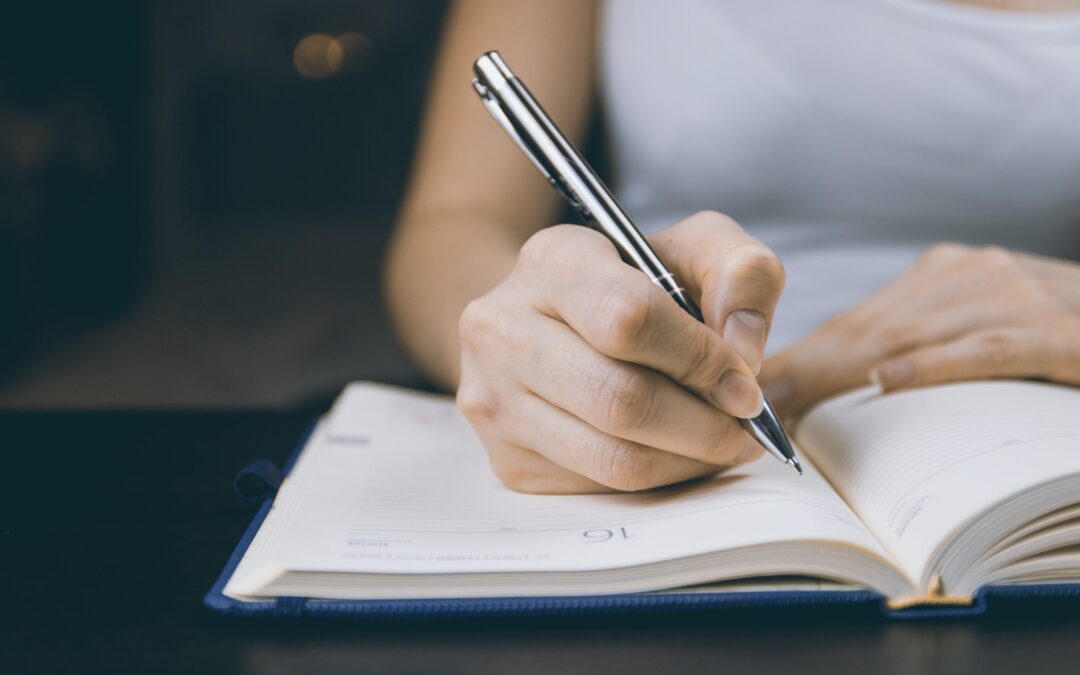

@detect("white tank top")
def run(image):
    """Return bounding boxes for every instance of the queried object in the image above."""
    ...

[600,0,1080,351]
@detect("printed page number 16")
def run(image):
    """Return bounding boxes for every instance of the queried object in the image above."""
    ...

[583,527,632,543]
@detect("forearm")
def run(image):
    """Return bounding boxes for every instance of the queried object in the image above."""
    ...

[381,1,596,389]
[385,212,522,390]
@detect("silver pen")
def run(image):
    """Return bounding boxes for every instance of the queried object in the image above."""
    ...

[472,51,801,475]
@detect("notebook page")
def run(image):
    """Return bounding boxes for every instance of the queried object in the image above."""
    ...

[226,419,331,587]
[797,381,1080,585]
[257,383,891,578]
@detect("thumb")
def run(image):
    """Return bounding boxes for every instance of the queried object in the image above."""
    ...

[756,345,838,423]
[650,211,786,374]
[759,335,874,426]
[758,349,807,426]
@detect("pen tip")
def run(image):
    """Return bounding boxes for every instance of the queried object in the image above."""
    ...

[787,457,803,475]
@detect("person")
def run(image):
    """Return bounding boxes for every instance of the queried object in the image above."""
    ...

[385,0,1080,494]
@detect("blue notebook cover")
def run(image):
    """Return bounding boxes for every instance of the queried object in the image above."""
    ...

[205,422,1080,620]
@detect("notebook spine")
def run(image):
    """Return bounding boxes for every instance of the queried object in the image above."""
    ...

[884,575,973,612]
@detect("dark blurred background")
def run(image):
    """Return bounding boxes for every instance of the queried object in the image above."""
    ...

[0,0,454,407]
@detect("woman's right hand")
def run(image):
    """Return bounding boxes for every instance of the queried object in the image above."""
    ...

[457,211,786,493]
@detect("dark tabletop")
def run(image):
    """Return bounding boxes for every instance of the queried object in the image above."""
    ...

[3,409,1080,675]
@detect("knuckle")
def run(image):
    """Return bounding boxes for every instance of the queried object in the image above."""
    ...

[519,225,603,271]
[684,334,732,390]
[588,365,656,433]
[596,441,655,492]
[458,297,499,346]
[974,245,1018,271]
[879,322,924,354]
[922,242,970,265]
[722,242,787,292]
[712,239,790,298]
[693,209,738,228]
[456,383,501,424]
[822,306,869,344]
[757,249,787,289]
[1014,277,1050,305]
[671,210,738,238]
[518,228,567,272]
[518,227,560,264]
[595,281,653,353]
[977,332,1017,368]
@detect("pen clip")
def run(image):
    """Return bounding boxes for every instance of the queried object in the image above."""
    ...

[472,79,588,217]
[473,80,556,182]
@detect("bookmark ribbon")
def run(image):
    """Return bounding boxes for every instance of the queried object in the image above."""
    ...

[234,458,284,502]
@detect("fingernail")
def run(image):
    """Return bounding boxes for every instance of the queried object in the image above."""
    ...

[763,380,794,412]
[868,369,883,392]
[723,310,768,374]
[874,360,915,390]
[713,371,765,418]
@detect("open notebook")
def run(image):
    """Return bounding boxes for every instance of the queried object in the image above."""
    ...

[212,380,1080,616]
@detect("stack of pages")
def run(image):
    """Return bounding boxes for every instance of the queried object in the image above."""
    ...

[218,380,1080,613]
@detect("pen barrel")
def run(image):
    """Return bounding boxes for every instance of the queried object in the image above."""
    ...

[649,272,704,323]
[739,407,790,464]
[473,51,801,473]
[671,290,704,323]
[474,52,678,296]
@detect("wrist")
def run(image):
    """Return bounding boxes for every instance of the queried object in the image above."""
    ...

[385,214,523,390]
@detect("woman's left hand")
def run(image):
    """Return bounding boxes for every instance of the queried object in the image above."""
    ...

[759,243,1080,424]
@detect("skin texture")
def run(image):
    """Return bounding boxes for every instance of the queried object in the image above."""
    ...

[759,245,1080,428]
[385,0,1080,494]
[386,0,598,390]
[457,214,784,493]
[951,0,1080,11]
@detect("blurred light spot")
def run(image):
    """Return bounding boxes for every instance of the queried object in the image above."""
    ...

[326,39,345,73]
[11,121,54,170]
[293,33,342,80]
[336,32,375,71]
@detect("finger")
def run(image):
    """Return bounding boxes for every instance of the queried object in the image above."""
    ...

[457,376,611,494]
[518,315,763,465]
[757,352,804,423]
[487,442,611,494]
[500,390,724,491]
[871,326,1080,392]
[758,336,874,425]
[525,226,763,418]
[650,211,785,374]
